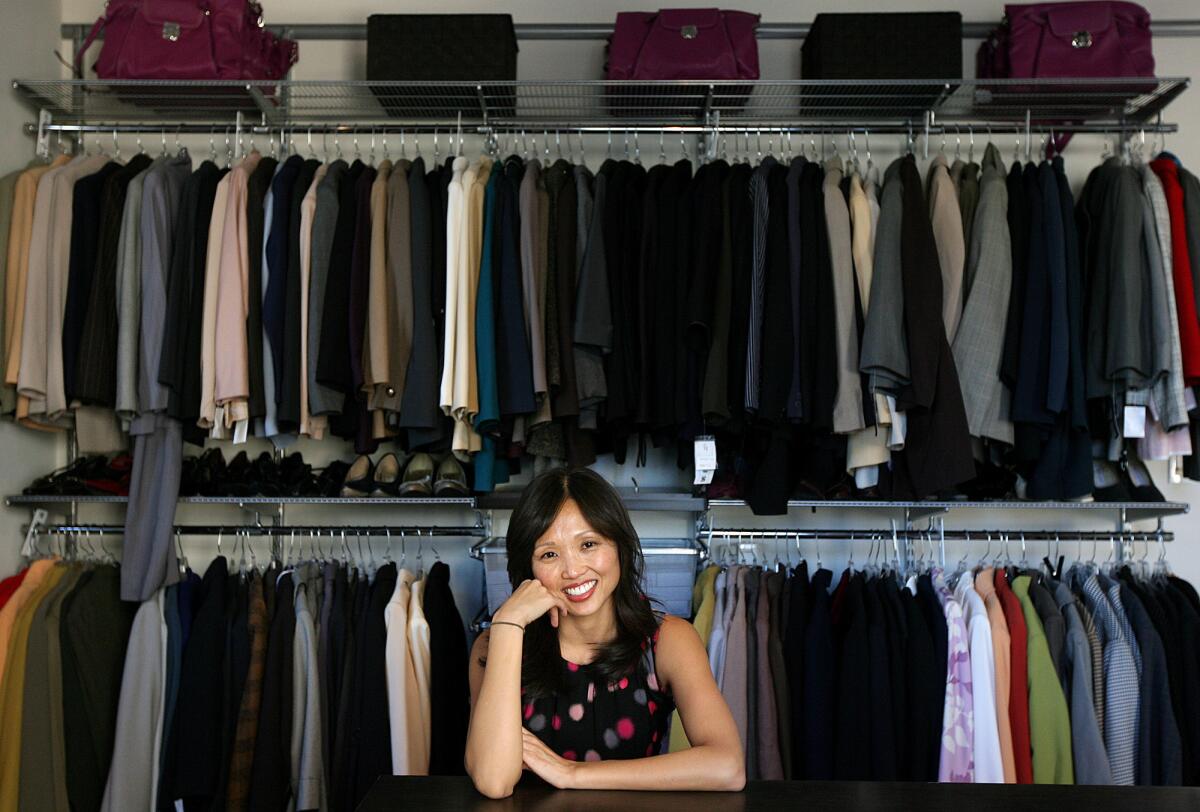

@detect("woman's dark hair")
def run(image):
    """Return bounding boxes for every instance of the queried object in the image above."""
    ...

[505,467,658,698]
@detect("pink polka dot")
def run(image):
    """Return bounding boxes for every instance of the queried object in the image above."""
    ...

[552,715,562,730]
[523,703,534,720]
[618,677,629,690]
[647,700,658,715]
[616,718,635,740]
[569,703,585,721]
[562,750,577,761]
[585,749,602,762]
[586,682,596,702]
[652,730,659,743]
[567,661,579,672]
[646,744,655,756]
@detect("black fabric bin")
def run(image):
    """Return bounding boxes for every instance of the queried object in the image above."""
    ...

[366,14,519,118]
[801,13,962,114]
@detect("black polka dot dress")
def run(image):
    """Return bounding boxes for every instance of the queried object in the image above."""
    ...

[521,617,674,762]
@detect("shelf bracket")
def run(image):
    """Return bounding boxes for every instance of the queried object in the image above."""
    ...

[245,84,275,124]
[476,84,489,128]
[35,109,52,160]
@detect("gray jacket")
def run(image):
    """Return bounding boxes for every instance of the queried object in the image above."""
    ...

[307,160,347,417]
[1051,580,1114,786]
[952,143,1014,444]
[1141,167,1189,430]
[860,159,910,396]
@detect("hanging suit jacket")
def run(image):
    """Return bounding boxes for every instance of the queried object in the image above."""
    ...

[889,156,975,497]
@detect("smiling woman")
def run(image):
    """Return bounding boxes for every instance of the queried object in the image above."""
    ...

[464,468,745,798]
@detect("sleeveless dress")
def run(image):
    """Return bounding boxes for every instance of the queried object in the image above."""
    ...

[521,617,675,762]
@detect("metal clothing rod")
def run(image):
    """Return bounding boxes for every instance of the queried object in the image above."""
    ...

[40,524,487,537]
[28,121,1179,137]
[61,19,1200,43]
[704,528,1173,542]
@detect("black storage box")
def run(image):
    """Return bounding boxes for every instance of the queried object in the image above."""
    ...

[366,14,518,118]
[800,13,962,115]
[802,12,963,80]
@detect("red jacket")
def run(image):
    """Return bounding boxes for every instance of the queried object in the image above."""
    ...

[995,568,1034,784]
[1150,158,1200,383]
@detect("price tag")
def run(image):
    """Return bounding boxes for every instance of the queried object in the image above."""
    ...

[693,435,717,485]
[1122,405,1146,438]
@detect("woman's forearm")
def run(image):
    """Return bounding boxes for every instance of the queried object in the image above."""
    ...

[465,625,526,797]
[570,744,746,792]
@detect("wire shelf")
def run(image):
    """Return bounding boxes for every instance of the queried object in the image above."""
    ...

[706,499,1189,523]
[6,494,476,507]
[13,77,1190,130]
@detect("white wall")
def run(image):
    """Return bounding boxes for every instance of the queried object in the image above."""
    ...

[0,0,65,580]
[1,0,1196,621]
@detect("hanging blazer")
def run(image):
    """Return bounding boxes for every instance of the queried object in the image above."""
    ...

[952,143,1014,445]
[889,156,975,498]
[859,160,910,400]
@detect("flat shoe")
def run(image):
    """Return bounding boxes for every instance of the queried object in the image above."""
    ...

[399,452,435,497]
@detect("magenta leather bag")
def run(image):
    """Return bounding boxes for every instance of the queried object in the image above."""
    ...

[75,0,298,80]
[606,9,760,80]
[978,2,1153,79]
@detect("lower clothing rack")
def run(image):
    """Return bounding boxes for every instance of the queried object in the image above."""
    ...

[35,523,487,537]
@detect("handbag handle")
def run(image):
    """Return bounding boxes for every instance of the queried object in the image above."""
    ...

[74,14,109,79]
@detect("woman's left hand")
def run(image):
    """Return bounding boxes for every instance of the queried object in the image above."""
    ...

[521,729,578,789]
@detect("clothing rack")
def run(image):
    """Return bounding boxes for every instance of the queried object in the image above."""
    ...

[467,537,702,559]
[698,528,1174,542]
[36,523,488,537]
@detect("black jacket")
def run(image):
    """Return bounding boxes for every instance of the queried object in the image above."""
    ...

[889,156,975,497]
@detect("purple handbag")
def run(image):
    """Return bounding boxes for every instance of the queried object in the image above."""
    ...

[978,1,1153,79]
[606,9,760,81]
[75,0,298,80]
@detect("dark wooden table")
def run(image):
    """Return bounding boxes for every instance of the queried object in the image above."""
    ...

[358,775,1200,811]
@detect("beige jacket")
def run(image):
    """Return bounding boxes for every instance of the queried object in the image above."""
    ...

[5,157,67,392]
[198,172,232,430]
[927,154,965,343]
[845,171,890,474]
[438,157,468,416]
[212,152,262,433]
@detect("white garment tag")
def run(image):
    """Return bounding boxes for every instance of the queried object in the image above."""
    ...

[693,436,717,485]
[21,509,48,558]
[1122,405,1146,439]
[233,418,249,445]
[175,801,185,812]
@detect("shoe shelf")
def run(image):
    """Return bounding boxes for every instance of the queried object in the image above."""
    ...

[6,494,477,507]
[13,77,1189,133]
[706,499,1190,524]
[477,488,706,513]
[8,494,1186,522]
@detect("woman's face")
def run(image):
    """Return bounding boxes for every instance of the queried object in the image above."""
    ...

[529,498,620,617]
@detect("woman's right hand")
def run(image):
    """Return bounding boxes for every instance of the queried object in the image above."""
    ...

[494,578,572,629]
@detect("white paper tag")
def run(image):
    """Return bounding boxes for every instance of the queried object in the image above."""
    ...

[21,508,48,558]
[694,435,717,470]
[1122,405,1146,438]
[693,467,715,485]
[233,417,249,445]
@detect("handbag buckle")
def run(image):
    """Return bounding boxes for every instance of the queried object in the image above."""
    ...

[681,25,698,40]
[1071,30,1093,48]
[162,22,181,42]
